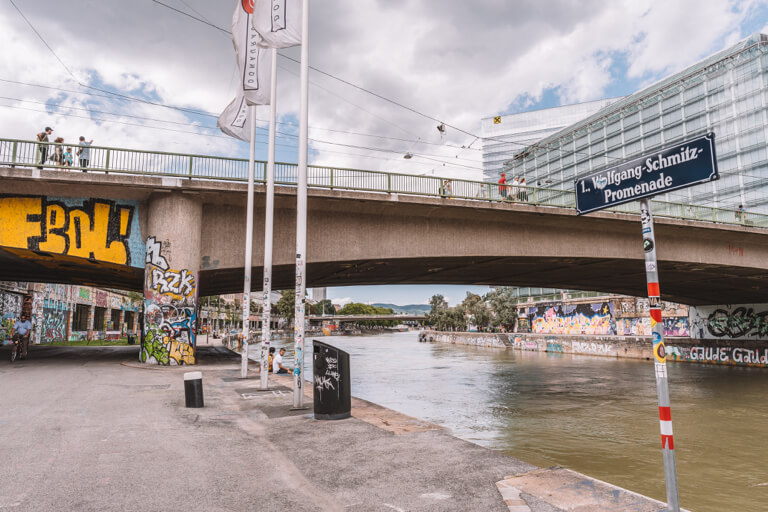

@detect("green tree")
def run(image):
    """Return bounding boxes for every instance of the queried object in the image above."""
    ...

[485,287,518,331]
[276,289,296,322]
[315,299,334,316]
[462,292,491,331]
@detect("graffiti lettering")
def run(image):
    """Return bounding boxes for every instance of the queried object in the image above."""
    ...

[142,236,196,365]
[706,307,768,338]
[42,307,68,342]
[527,302,615,335]
[667,345,768,367]
[0,196,138,266]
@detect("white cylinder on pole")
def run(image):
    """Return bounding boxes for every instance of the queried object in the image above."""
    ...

[241,105,257,379]
[293,0,310,409]
[260,48,278,390]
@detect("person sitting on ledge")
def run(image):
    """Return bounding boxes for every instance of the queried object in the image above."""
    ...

[272,347,291,374]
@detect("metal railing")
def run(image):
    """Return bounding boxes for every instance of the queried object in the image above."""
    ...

[1,137,766,229]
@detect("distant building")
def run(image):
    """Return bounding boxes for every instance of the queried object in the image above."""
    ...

[505,33,768,214]
[481,98,620,182]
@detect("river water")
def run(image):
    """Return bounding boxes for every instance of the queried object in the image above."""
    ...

[265,331,768,512]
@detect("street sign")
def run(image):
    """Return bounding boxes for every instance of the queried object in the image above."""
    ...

[576,133,718,215]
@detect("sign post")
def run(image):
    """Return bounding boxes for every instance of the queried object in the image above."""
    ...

[576,133,719,512]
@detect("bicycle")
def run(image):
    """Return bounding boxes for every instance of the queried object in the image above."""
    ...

[10,334,28,363]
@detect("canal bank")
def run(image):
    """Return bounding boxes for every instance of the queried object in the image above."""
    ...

[422,330,768,368]
[1,343,678,511]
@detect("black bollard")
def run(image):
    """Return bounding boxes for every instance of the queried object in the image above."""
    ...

[184,371,204,408]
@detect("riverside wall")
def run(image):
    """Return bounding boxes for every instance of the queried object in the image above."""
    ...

[422,330,768,368]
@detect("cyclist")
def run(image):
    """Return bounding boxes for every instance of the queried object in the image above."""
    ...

[11,313,33,359]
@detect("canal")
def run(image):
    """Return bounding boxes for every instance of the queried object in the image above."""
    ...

[266,331,768,512]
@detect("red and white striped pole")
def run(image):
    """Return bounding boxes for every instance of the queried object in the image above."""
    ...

[640,198,680,511]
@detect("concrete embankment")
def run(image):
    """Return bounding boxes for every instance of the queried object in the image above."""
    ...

[422,330,768,368]
[210,342,675,511]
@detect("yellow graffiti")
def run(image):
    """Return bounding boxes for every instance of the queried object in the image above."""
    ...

[168,339,195,365]
[654,341,667,364]
[0,197,134,265]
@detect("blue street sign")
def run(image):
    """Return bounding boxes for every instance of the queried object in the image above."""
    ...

[576,133,719,215]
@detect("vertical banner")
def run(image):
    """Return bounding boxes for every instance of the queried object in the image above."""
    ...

[251,0,302,48]
[233,0,273,105]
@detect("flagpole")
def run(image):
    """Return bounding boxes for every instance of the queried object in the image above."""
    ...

[260,48,278,390]
[293,0,310,409]
[241,105,257,379]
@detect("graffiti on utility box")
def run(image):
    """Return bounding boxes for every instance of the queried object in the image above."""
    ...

[0,196,143,266]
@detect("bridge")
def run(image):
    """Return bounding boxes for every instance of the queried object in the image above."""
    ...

[308,314,427,323]
[2,139,767,363]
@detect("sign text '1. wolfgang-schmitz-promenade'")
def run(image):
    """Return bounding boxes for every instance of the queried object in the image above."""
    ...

[575,133,719,215]
[576,133,720,512]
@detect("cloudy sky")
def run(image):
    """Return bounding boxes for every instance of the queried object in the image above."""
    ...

[2,0,767,305]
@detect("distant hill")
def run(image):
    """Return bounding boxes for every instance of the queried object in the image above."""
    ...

[372,303,430,315]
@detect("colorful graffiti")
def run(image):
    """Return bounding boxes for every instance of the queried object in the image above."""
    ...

[667,345,768,367]
[689,304,768,340]
[0,196,143,266]
[42,307,68,342]
[142,236,196,365]
[616,316,690,337]
[527,302,615,335]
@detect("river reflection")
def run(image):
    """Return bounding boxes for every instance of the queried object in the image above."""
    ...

[264,331,768,512]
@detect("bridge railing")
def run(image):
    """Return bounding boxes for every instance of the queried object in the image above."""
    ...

[1,137,766,229]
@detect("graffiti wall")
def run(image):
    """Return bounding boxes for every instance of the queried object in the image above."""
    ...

[142,236,196,365]
[689,304,768,340]
[616,316,690,337]
[0,291,23,342]
[667,344,768,367]
[42,307,69,342]
[0,196,143,266]
[527,302,615,335]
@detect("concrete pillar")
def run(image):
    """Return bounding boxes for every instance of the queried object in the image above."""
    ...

[88,304,94,341]
[141,192,202,365]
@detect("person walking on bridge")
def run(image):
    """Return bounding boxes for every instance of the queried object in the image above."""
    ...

[498,172,507,200]
[77,136,93,170]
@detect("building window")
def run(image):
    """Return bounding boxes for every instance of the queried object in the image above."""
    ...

[93,307,106,331]
[73,304,90,331]
[110,309,121,331]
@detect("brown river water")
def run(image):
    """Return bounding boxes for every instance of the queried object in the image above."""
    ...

[265,331,768,511]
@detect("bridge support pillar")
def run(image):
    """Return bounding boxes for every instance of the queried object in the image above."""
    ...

[141,192,202,365]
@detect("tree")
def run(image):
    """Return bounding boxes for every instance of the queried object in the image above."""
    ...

[315,299,334,316]
[462,292,491,331]
[276,289,296,322]
[486,287,518,331]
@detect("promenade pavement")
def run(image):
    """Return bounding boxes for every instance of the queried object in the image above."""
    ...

[0,343,673,511]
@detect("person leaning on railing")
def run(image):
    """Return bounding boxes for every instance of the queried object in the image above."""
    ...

[36,126,53,169]
[77,136,93,171]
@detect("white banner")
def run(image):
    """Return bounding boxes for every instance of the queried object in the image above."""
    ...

[233,0,272,105]
[251,0,302,49]
[217,93,250,142]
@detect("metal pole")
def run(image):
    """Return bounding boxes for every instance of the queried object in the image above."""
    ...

[241,106,257,379]
[640,197,680,512]
[260,48,278,390]
[293,0,309,409]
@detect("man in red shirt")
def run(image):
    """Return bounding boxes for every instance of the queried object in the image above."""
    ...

[498,173,507,200]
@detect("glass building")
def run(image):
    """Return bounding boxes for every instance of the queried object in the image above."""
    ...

[504,33,768,214]
[481,98,620,182]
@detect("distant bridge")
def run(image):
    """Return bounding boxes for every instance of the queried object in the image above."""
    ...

[308,314,427,323]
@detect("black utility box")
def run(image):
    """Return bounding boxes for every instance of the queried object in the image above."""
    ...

[313,340,351,420]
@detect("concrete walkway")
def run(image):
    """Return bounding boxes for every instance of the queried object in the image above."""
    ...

[0,345,673,511]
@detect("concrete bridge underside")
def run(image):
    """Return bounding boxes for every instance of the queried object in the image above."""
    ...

[2,168,767,306]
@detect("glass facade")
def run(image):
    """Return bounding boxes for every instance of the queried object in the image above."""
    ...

[481,99,620,182]
[505,34,768,214]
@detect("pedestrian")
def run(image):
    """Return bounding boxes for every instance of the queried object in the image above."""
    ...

[268,346,276,373]
[476,183,487,199]
[498,172,507,200]
[736,204,746,222]
[511,176,519,200]
[36,127,53,168]
[50,137,65,166]
[518,177,528,202]
[63,147,74,167]
[272,347,291,374]
[77,136,93,171]
[441,179,452,198]
[11,313,33,359]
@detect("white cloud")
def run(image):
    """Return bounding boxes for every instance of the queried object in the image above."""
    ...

[331,297,353,306]
[0,0,765,178]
